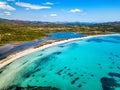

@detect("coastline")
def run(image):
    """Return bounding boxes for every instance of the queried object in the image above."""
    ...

[0,34,119,69]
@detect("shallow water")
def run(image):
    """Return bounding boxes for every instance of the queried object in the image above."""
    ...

[0,35,120,90]
[0,32,85,60]
[0,40,44,60]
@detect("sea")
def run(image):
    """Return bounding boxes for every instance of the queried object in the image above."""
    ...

[0,34,120,90]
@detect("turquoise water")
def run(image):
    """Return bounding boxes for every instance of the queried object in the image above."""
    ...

[0,35,120,90]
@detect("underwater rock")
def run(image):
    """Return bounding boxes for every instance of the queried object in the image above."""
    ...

[36,68,41,72]
[67,68,71,70]
[74,58,77,60]
[16,86,24,90]
[108,72,120,78]
[78,84,82,88]
[67,73,71,76]
[7,85,16,90]
[75,77,79,80]
[33,68,41,73]
[114,55,119,58]
[22,61,29,65]
[0,70,3,74]
[70,74,73,77]
[59,69,63,72]
[40,55,55,64]
[41,49,45,51]
[81,74,84,77]
[117,66,120,70]
[26,85,60,90]
[27,85,36,89]
[33,86,60,90]
[67,73,73,77]
[56,72,61,76]
[71,77,79,85]
[53,52,62,55]
[100,77,120,90]
[64,66,67,69]
[26,74,30,78]
[91,74,94,77]
[41,74,46,78]
[39,54,43,56]
[56,69,64,76]
[59,45,65,48]
[6,85,25,90]
[83,82,86,84]
[74,72,77,74]
[112,61,115,64]
[71,80,75,84]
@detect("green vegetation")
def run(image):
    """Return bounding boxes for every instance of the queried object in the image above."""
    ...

[0,20,120,46]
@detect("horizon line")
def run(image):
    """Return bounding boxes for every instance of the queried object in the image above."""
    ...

[0,18,120,24]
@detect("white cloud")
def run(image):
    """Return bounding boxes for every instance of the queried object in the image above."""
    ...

[44,2,54,5]
[69,9,82,13]
[0,2,16,10]
[15,2,51,10]
[50,14,57,17]
[4,11,11,15]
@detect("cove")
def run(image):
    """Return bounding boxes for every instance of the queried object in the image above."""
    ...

[0,35,120,90]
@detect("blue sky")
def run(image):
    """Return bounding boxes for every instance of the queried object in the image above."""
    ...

[0,0,120,22]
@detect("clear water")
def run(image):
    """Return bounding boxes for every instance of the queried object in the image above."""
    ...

[45,32,86,40]
[0,32,85,60]
[0,35,120,90]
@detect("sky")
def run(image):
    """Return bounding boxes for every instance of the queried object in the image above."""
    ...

[0,0,120,22]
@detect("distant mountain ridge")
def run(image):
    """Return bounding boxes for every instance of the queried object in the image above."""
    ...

[0,18,120,26]
[0,18,52,25]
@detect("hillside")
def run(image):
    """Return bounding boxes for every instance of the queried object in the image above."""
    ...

[0,18,120,46]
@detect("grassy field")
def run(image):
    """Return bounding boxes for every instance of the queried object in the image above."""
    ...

[0,21,120,46]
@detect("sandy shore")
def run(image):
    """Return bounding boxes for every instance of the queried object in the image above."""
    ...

[0,34,119,69]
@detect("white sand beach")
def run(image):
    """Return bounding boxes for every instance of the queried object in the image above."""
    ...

[0,34,119,69]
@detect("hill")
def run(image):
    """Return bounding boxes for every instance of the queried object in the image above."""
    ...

[0,18,120,46]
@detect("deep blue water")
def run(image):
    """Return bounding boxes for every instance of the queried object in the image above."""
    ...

[45,32,86,40]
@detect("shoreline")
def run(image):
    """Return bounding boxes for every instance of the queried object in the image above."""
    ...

[0,34,120,69]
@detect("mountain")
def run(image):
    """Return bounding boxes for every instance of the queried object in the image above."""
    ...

[0,18,52,25]
[0,18,120,26]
